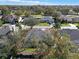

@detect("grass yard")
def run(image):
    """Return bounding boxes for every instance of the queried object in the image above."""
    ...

[68,53,79,59]
[73,23,79,26]
[66,15,79,18]
[17,48,36,53]
[61,23,70,27]
[37,23,49,26]
[0,20,3,27]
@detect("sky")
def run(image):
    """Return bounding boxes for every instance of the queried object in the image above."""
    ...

[0,0,79,5]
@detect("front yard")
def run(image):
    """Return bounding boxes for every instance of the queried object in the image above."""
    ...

[61,23,70,27]
[73,23,79,26]
[17,48,36,53]
[36,23,49,26]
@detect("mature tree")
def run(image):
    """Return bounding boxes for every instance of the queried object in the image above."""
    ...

[14,10,23,16]
[0,36,10,59]
[52,11,61,28]
[2,9,11,15]
[6,29,28,59]
[23,17,40,29]
[24,10,31,17]
[59,8,69,15]
[43,28,72,59]
[54,18,61,28]
[68,9,76,15]
[52,11,62,18]
[43,8,54,16]
[73,8,79,15]
[0,29,29,59]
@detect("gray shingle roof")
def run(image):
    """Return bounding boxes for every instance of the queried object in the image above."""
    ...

[24,29,53,48]
[60,29,79,45]
[0,24,11,36]
[41,16,54,21]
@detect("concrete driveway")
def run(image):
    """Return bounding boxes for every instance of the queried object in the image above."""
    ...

[61,23,78,29]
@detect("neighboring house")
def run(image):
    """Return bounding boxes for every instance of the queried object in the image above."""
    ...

[65,17,72,22]
[60,15,79,23]
[59,15,72,22]
[3,15,17,24]
[23,29,53,48]
[0,24,11,36]
[21,15,54,25]
[60,29,79,45]
[72,17,79,23]
[3,15,17,31]
[67,15,79,23]
[0,24,16,35]
[0,24,16,58]
[40,16,55,25]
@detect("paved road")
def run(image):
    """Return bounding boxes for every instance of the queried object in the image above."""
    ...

[21,25,52,29]
[21,24,78,30]
[33,26,52,28]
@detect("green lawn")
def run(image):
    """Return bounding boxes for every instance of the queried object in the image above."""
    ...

[37,23,49,26]
[68,53,79,59]
[73,23,79,26]
[0,20,4,27]
[17,48,36,52]
[61,23,70,27]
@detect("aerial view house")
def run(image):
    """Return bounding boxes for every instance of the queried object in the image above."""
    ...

[3,15,16,24]
[1,0,79,59]
[9,29,53,59]
[31,15,54,24]
[2,15,17,31]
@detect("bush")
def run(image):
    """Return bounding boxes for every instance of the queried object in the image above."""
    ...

[0,20,4,26]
